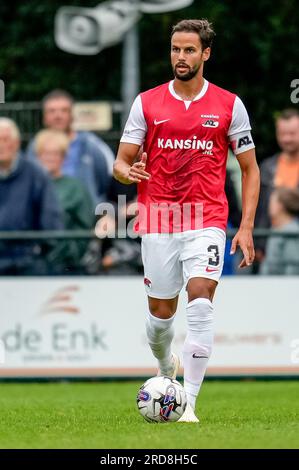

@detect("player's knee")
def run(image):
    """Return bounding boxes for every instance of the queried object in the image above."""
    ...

[148,298,177,319]
[187,278,217,302]
[189,291,211,303]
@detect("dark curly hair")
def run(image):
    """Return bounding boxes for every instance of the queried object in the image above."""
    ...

[171,19,216,50]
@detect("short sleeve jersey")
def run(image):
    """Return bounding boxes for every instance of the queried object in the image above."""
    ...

[121,79,255,234]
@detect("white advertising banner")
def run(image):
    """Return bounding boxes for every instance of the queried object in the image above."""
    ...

[0,276,299,377]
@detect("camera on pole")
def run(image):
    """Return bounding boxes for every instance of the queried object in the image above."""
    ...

[55,1,141,55]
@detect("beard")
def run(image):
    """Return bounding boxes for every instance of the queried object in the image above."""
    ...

[173,63,200,81]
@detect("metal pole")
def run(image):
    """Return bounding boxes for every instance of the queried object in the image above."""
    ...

[121,23,140,129]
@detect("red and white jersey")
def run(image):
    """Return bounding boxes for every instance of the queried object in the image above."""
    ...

[121,79,255,234]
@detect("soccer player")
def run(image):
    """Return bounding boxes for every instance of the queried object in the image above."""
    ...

[114,19,260,422]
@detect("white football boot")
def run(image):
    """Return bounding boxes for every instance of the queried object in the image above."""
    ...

[178,402,199,423]
[157,353,180,379]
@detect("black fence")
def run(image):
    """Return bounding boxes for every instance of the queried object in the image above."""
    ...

[0,229,298,277]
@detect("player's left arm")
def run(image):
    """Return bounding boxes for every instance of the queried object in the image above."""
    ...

[228,96,260,268]
[231,148,260,268]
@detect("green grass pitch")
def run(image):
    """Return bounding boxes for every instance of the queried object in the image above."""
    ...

[0,381,298,449]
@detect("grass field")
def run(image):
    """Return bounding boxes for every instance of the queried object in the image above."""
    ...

[0,380,298,449]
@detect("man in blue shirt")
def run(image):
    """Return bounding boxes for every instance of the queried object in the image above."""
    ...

[0,118,63,274]
[26,89,114,207]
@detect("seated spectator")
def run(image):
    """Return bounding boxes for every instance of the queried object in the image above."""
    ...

[100,201,142,275]
[26,89,114,207]
[35,129,95,273]
[94,178,142,274]
[260,187,299,275]
[255,109,299,269]
[0,118,63,275]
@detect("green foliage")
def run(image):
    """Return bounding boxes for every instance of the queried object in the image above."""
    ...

[0,0,298,158]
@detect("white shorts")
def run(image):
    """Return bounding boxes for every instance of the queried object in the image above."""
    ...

[141,228,226,299]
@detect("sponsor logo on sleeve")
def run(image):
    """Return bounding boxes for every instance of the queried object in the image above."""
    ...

[238,135,253,148]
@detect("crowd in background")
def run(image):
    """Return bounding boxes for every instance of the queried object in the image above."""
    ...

[0,90,299,276]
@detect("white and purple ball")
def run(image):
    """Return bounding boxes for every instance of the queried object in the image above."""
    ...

[137,376,187,423]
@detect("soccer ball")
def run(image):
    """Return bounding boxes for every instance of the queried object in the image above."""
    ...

[136,376,187,423]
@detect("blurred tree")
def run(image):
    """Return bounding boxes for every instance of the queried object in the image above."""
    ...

[0,0,298,160]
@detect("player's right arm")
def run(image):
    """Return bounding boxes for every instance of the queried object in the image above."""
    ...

[113,145,150,184]
[114,95,150,185]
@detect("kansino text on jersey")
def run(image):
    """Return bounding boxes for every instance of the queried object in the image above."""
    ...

[157,137,214,151]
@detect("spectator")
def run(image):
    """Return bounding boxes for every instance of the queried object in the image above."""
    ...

[93,147,143,274]
[26,89,114,206]
[260,187,299,275]
[0,118,63,275]
[255,109,299,265]
[35,129,95,273]
[95,178,142,274]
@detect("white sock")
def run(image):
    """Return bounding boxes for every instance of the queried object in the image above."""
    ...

[146,312,175,375]
[183,298,213,409]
